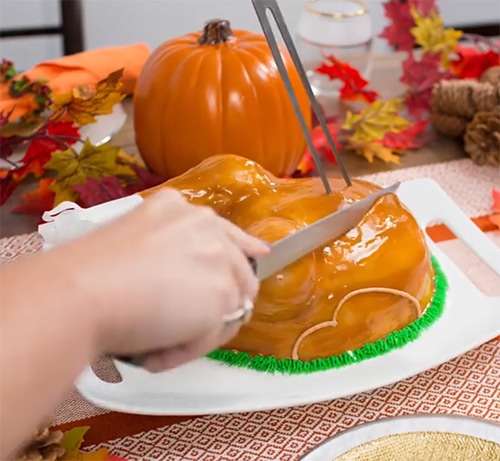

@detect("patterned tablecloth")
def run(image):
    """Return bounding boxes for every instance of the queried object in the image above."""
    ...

[1,158,499,460]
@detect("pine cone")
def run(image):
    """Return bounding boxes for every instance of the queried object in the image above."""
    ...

[464,109,500,166]
[13,420,65,461]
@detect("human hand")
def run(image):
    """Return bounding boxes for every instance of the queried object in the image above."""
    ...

[66,188,270,372]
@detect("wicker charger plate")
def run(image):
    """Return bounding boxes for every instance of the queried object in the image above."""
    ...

[299,414,500,461]
[334,431,500,461]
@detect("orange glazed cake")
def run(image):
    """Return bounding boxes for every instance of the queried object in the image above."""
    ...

[140,154,446,369]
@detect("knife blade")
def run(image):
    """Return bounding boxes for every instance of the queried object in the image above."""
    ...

[251,182,401,280]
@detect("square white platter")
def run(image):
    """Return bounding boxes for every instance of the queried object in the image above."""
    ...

[38,178,500,416]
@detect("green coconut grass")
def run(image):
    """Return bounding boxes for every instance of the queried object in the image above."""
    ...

[206,255,448,374]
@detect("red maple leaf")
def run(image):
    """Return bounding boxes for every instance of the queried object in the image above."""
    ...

[450,45,500,79]
[122,165,164,194]
[294,120,342,177]
[17,120,80,181]
[316,56,379,104]
[73,166,164,208]
[493,188,500,213]
[0,169,18,205]
[410,0,437,16]
[379,1,416,51]
[12,178,55,215]
[73,176,129,207]
[400,52,454,119]
[379,0,437,51]
[382,120,431,149]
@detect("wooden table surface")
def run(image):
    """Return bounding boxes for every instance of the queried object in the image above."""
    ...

[0,52,467,238]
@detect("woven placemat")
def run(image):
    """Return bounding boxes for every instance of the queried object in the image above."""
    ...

[358,158,498,218]
[1,158,498,461]
[334,432,500,461]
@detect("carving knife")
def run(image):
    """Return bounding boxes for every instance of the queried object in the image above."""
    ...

[250,181,401,280]
[116,181,400,367]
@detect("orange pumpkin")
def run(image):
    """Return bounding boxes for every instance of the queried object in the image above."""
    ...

[133,19,311,179]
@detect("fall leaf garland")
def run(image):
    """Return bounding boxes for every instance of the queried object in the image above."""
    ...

[0,68,164,216]
[301,0,499,171]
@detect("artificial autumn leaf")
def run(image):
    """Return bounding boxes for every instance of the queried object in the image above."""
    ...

[342,98,411,142]
[450,45,500,79]
[410,6,463,68]
[492,188,500,213]
[60,426,90,457]
[51,69,126,125]
[0,119,43,138]
[0,168,18,205]
[44,139,136,205]
[73,176,130,207]
[382,119,431,149]
[294,152,316,176]
[316,56,379,104]
[0,107,15,128]
[345,138,403,164]
[124,164,164,192]
[400,52,454,118]
[308,121,341,162]
[15,120,80,181]
[59,426,115,461]
[490,188,500,229]
[116,149,147,169]
[12,178,55,215]
[0,108,24,158]
[378,1,417,52]
[0,133,21,158]
[411,0,437,16]
[73,165,164,207]
[293,120,342,176]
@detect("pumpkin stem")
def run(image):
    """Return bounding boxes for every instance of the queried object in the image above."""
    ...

[198,19,235,45]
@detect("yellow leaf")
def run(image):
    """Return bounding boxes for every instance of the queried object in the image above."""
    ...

[44,139,137,205]
[50,69,126,125]
[409,7,463,68]
[117,149,146,169]
[345,138,403,164]
[342,99,411,143]
[50,180,80,204]
[60,426,90,459]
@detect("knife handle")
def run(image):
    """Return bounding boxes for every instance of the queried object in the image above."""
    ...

[115,257,258,368]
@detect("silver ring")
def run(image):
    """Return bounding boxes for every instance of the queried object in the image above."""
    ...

[222,297,254,325]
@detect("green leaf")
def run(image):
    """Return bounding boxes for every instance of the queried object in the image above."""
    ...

[61,426,90,454]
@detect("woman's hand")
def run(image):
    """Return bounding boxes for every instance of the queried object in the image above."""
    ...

[66,188,270,372]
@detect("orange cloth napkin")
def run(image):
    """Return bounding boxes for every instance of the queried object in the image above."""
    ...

[0,43,151,121]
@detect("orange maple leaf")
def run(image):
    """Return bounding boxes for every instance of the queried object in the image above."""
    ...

[12,178,55,215]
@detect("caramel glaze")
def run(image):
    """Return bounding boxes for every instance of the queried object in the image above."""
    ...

[140,154,436,361]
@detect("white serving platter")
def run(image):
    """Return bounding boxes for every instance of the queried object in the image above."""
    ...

[298,414,500,460]
[38,178,500,416]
